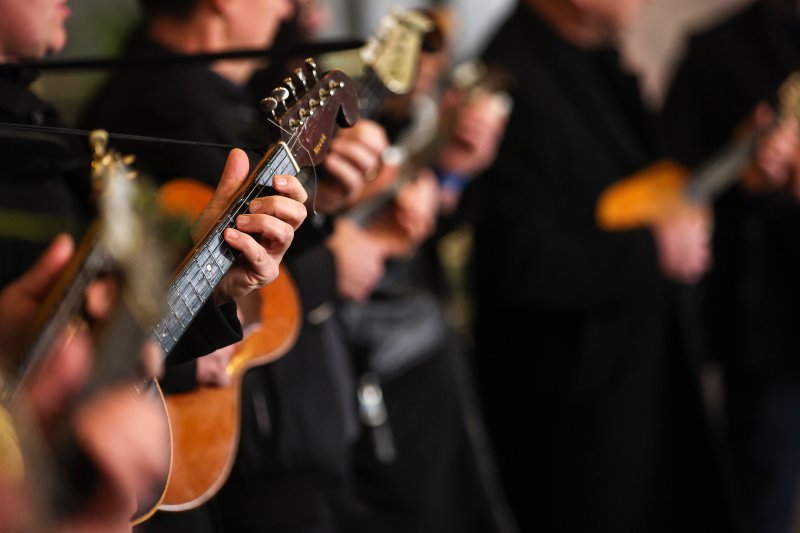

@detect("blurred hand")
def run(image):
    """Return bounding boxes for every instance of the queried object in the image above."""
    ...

[366,169,440,257]
[326,218,386,302]
[437,89,509,176]
[0,234,75,366]
[195,344,235,388]
[316,120,389,214]
[0,237,169,531]
[652,206,712,284]
[193,149,307,305]
[394,169,439,244]
[741,103,800,199]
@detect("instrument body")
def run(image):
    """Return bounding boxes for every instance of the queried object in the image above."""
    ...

[157,180,301,510]
[0,131,173,525]
[153,12,435,513]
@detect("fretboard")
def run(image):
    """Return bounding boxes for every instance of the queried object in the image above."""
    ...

[356,71,390,120]
[684,131,757,203]
[152,142,298,357]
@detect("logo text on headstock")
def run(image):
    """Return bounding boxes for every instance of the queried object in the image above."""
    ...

[314,134,328,155]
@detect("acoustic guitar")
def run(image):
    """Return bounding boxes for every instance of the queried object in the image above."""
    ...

[0,130,173,526]
[596,72,800,231]
[155,10,435,513]
[135,61,358,517]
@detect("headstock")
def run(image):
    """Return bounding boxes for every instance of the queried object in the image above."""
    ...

[779,72,800,124]
[89,131,167,328]
[359,10,434,96]
[260,58,358,169]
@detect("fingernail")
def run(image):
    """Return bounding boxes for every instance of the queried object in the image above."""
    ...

[226,228,239,239]
[238,215,251,227]
[250,199,262,213]
[276,176,288,187]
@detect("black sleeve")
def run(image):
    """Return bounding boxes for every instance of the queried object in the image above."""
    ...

[286,241,340,320]
[166,300,242,367]
[158,359,198,394]
[475,149,661,313]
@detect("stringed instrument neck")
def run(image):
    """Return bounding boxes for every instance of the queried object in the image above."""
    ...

[152,142,297,356]
[597,72,800,231]
[3,225,107,402]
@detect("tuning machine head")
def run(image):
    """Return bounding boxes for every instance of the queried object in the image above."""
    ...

[262,86,291,122]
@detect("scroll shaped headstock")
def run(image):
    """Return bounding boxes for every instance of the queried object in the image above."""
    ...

[359,9,434,95]
[779,72,800,124]
[260,59,359,169]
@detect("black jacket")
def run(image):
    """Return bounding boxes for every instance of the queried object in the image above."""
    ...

[81,33,354,532]
[663,1,800,379]
[470,5,727,531]
[0,66,240,367]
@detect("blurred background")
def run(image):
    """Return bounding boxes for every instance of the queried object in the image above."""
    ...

[41,0,754,122]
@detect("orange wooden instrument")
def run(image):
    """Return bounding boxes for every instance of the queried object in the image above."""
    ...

[156,179,301,511]
[597,72,800,231]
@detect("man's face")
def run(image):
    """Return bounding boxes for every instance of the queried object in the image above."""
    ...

[0,0,70,61]
[227,0,295,50]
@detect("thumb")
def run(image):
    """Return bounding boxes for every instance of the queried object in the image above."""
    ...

[211,148,251,209]
[194,149,250,239]
[17,234,74,300]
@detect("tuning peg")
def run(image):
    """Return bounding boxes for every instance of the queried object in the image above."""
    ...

[270,86,290,113]
[283,78,298,100]
[289,118,302,130]
[299,108,311,120]
[261,96,279,119]
[309,98,320,111]
[294,68,308,89]
[304,58,319,82]
[318,88,330,105]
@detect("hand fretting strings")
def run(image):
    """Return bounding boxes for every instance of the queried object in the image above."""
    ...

[153,114,316,356]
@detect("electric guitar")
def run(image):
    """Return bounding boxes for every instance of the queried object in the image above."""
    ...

[596,72,800,231]
[145,61,358,516]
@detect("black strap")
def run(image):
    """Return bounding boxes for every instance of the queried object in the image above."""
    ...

[9,39,364,72]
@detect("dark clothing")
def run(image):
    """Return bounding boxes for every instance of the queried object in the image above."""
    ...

[80,34,265,187]
[82,32,352,533]
[0,67,89,286]
[663,3,800,532]
[0,63,242,529]
[471,5,726,531]
[0,66,241,365]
